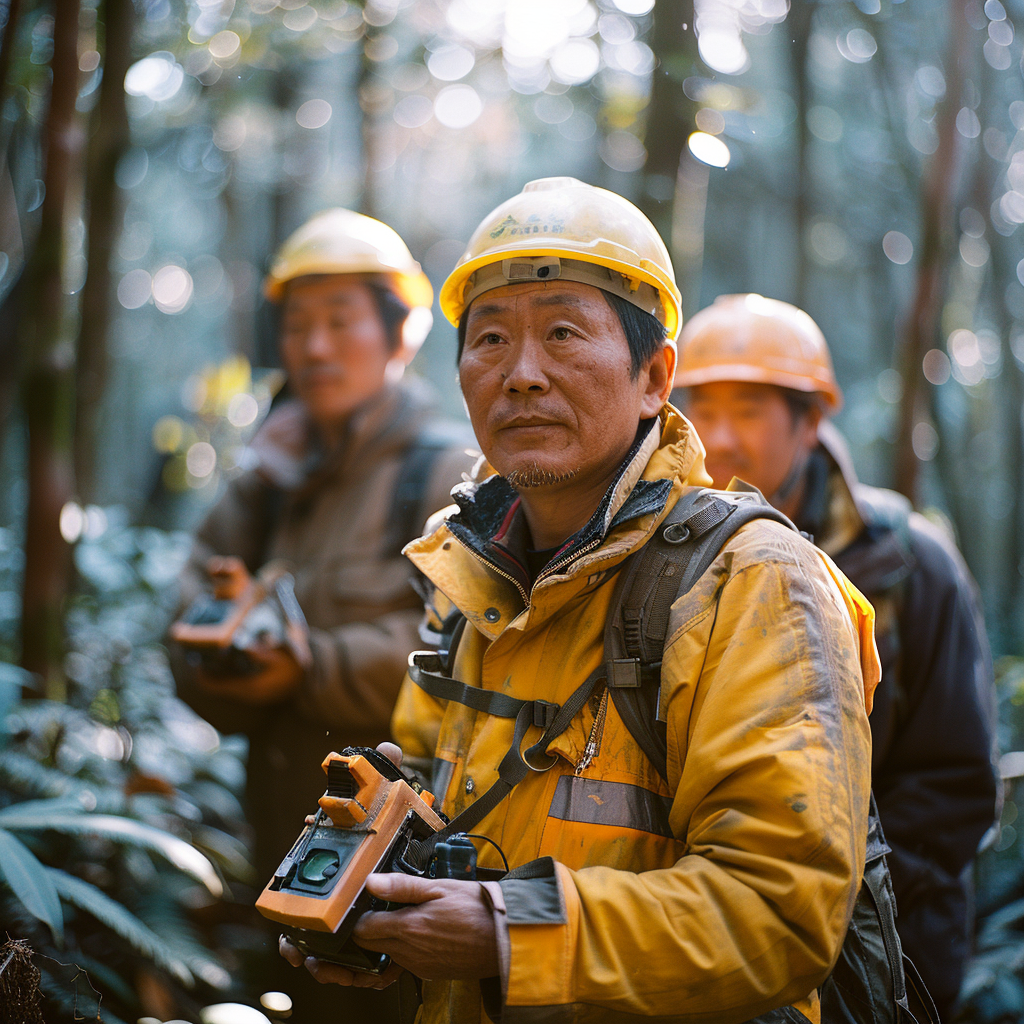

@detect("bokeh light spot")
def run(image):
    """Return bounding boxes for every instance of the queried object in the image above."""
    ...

[208,30,240,60]
[152,415,184,453]
[227,393,259,428]
[807,105,843,143]
[613,0,654,14]
[534,92,574,124]
[427,44,475,82]
[960,235,990,268]
[283,6,318,31]
[840,28,877,62]
[687,131,730,167]
[60,502,84,543]
[434,85,483,129]
[550,38,601,84]
[124,52,184,101]
[152,265,193,314]
[922,349,951,385]
[394,94,433,128]
[698,29,749,75]
[186,441,217,478]
[296,99,332,129]
[915,65,945,98]
[602,130,647,172]
[117,269,152,309]
[912,422,939,461]
[882,231,914,265]
[956,107,981,139]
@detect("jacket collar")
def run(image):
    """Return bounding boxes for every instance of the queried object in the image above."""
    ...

[802,422,914,594]
[405,404,712,635]
[269,377,439,494]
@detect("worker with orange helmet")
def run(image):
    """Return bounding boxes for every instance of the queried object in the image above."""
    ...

[169,209,476,1022]
[674,293,998,1019]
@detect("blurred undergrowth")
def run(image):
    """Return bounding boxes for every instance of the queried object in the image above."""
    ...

[0,515,256,1022]
[961,658,1024,1023]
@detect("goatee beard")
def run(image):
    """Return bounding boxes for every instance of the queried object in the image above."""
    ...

[503,463,580,489]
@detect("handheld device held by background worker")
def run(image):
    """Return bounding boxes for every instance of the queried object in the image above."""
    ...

[255,746,448,974]
[171,560,312,676]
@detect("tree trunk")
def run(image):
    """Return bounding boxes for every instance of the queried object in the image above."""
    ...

[787,1,813,308]
[0,0,23,458]
[892,0,971,503]
[74,0,133,503]
[18,0,83,691]
[639,0,696,240]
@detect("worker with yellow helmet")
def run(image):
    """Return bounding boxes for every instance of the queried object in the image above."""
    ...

[170,209,475,1023]
[280,179,886,1022]
[674,293,998,1019]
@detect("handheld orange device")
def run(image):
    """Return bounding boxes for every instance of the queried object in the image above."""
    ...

[171,561,312,676]
[255,746,444,973]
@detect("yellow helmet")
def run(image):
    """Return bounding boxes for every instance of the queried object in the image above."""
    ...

[440,177,683,340]
[264,208,433,310]
[675,293,844,412]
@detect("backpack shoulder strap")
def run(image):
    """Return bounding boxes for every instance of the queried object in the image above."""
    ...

[605,486,798,781]
[383,433,453,558]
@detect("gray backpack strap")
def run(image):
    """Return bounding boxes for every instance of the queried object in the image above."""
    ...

[604,487,797,779]
[383,435,451,558]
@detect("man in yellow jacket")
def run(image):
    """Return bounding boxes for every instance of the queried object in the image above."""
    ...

[280,178,880,1023]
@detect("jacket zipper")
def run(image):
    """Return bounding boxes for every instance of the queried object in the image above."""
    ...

[456,538,530,607]
[537,536,603,586]
[575,686,609,775]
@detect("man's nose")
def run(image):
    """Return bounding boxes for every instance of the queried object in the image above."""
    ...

[697,417,739,455]
[503,338,549,395]
[301,323,334,361]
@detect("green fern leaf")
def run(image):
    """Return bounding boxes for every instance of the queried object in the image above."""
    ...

[1,811,223,896]
[0,827,64,943]
[46,868,193,985]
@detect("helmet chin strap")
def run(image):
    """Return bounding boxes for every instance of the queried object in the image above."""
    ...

[770,452,808,508]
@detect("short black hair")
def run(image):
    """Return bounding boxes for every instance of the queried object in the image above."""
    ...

[780,387,819,424]
[456,288,667,379]
[365,280,410,354]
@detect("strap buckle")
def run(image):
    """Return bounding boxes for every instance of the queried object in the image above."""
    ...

[532,700,558,729]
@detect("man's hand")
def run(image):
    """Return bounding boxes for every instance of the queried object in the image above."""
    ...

[279,873,499,986]
[196,642,303,704]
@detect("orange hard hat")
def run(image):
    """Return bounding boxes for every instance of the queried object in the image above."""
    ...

[674,293,843,412]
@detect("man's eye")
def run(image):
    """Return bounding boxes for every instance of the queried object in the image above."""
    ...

[482,333,503,345]
[552,327,573,341]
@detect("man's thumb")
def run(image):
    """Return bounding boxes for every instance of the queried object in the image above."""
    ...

[365,871,443,905]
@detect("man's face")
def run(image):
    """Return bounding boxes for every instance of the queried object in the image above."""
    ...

[458,280,670,493]
[684,381,820,496]
[279,275,394,429]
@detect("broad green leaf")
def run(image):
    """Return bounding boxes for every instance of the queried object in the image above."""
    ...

[46,868,193,985]
[0,796,93,821]
[0,828,63,943]
[190,822,255,882]
[3,812,223,896]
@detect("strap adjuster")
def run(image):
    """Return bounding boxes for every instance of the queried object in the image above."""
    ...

[532,700,559,729]
[608,658,642,688]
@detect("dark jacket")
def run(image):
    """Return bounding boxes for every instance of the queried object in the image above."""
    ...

[797,423,998,1015]
[169,379,477,881]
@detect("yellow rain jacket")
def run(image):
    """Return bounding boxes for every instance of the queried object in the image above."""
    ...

[393,408,880,1024]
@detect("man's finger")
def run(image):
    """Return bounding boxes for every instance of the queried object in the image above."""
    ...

[305,956,359,986]
[375,741,403,768]
[279,935,304,967]
[364,871,446,904]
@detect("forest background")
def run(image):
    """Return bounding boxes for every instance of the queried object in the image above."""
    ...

[1,0,1024,1020]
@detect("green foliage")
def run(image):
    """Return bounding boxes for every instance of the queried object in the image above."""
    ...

[0,516,251,1019]
[959,658,1024,1022]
